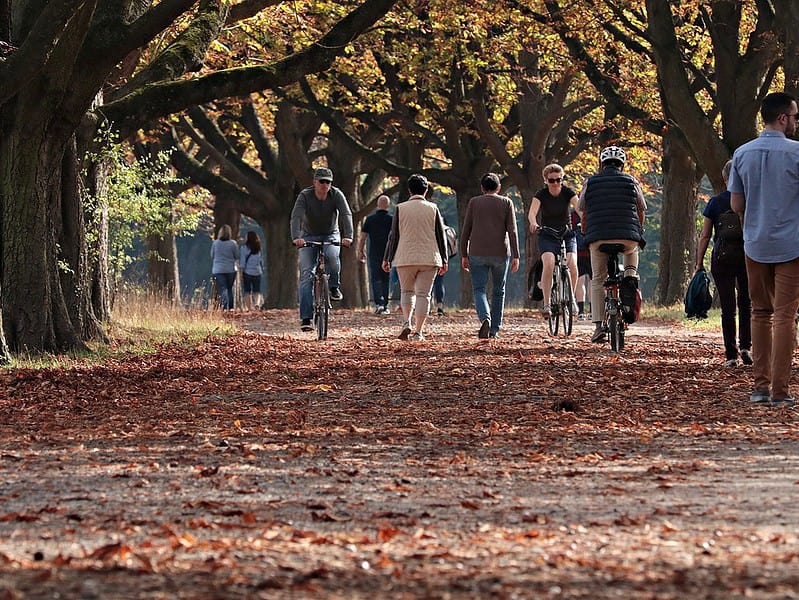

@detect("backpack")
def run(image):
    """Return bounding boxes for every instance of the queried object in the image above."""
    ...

[620,276,642,324]
[685,268,712,319]
[444,225,458,258]
[713,210,744,265]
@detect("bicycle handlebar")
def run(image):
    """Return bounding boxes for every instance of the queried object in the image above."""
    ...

[293,240,342,247]
[537,225,572,239]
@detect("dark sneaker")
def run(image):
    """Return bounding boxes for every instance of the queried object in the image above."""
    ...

[398,322,411,340]
[771,395,796,407]
[478,319,491,339]
[740,349,753,365]
[437,307,445,317]
[591,328,606,343]
[723,358,739,368]
[749,389,770,404]
[300,318,313,332]
[489,331,499,339]
[329,287,343,301]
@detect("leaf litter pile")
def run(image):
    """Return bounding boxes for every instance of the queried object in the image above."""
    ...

[1,309,797,599]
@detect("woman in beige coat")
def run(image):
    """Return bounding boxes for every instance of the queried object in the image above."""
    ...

[382,174,449,341]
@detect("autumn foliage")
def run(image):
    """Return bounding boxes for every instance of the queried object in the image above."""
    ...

[0,309,796,597]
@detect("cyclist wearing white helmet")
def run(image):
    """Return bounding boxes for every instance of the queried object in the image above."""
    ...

[577,145,647,343]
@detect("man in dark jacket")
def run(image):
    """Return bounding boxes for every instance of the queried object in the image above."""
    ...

[577,146,646,343]
[291,167,354,331]
[357,195,393,314]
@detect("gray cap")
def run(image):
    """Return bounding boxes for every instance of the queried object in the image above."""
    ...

[313,167,333,181]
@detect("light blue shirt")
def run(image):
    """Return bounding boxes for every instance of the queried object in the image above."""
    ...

[239,246,263,276]
[211,239,239,274]
[728,130,799,263]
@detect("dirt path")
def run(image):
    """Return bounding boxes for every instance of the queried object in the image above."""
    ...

[0,309,797,599]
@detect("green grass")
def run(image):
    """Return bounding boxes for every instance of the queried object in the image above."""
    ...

[641,302,722,330]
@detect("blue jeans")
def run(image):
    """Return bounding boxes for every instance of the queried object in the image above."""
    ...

[299,236,340,320]
[469,255,510,335]
[213,271,236,310]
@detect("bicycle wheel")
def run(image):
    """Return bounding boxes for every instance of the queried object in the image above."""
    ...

[609,311,625,352]
[547,276,559,335]
[561,270,574,336]
[312,276,328,340]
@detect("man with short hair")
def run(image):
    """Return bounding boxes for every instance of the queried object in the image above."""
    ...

[460,173,520,339]
[357,194,393,314]
[291,167,354,331]
[578,146,646,344]
[729,91,799,407]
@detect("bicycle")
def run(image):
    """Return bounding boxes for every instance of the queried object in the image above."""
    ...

[298,240,340,340]
[597,243,627,352]
[540,226,575,336]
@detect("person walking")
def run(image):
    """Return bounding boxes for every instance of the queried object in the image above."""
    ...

[431,217,457,317]
[290,167,354,331]
[695,160,751,368]
[729,91,799,406]
[460,172,520,338]
[570,211,592,319]
[529,164,579,318]
[382,174,448,341]
[357,194,393,315]
[211,224,239,311]
[240,231,264,311]
[577,146,646,343]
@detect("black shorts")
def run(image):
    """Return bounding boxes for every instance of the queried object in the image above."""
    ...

[577,255,592,278]
[242,274,261,294]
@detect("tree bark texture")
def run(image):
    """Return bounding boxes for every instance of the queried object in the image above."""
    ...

[656,129,701,306]
[147,233,180,302]
[0,0,396,353]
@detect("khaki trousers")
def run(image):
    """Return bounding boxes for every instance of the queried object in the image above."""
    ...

[745,256,799,399]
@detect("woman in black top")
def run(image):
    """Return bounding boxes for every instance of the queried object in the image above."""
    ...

[528,164,579,317]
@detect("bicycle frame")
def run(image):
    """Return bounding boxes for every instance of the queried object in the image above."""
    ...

[597,243,627,351]
[540,226,575,336]
[300,240,340,340]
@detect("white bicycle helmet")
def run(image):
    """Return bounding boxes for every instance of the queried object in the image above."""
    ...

[599,146,627,165]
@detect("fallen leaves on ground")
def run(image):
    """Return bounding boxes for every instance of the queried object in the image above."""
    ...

[0,309,797,599]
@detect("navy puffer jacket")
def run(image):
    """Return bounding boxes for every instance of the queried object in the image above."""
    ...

[583,167,644,245]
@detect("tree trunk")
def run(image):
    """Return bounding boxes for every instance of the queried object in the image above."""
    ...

[1,121,88,353]
[655,130,701,306]
[263,215,296,308]
[776,0,799,97]
[147,233,180,302]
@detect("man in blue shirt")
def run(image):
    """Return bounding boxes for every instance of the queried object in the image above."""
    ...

[729,91,799,406]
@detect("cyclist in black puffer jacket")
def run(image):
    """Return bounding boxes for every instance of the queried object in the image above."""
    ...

[577,146,647,343]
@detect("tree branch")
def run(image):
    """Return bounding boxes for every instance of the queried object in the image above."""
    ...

[99,0,397,135]
[0,0,92,104]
